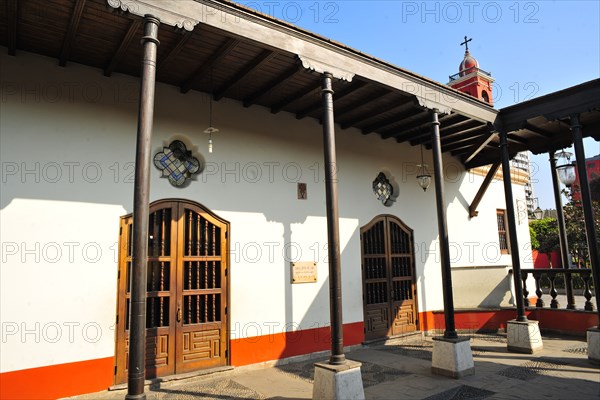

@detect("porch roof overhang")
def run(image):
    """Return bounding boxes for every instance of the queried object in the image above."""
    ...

[2,0,597,170]
[466,79,600,169]
[1,0,505,167]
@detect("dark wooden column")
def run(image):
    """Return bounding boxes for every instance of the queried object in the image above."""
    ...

[570,115,600,321]
[321,72,346,364]
[499,130,527,322]
[549,151,575,309]
[430,110,458,339]
[127,15,160,400]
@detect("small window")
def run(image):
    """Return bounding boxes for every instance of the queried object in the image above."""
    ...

[497,209,509,254]
[482,90,490,103]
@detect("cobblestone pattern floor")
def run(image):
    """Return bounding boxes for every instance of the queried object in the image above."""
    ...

[70,333,600,400]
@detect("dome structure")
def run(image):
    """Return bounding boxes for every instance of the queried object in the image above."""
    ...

[459,50,479,76]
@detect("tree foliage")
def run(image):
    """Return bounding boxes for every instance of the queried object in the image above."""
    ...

[562,187,600,268]
[529,182,600,268]
[529,226,539,250]
[529,217,559,266]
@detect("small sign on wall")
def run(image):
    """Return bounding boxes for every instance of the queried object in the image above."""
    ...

[291,261,317,284]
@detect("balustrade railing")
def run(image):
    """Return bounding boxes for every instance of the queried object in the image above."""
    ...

[520,268,595,311]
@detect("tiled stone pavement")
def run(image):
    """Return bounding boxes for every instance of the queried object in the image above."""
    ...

[71,333,599,400]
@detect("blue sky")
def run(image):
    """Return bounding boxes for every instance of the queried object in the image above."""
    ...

[239,0,600,209]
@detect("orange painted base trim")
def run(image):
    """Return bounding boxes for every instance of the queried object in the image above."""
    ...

[0,357,114,400]
[419,308,596,336]
[230,322,364,366]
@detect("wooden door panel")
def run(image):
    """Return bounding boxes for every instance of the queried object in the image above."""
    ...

[364,306,390,340]
[175,203,228,374]
[116,200,230,384]
[391,303,417,335]
[361,215,418,341]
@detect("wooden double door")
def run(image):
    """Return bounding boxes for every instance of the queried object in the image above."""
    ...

[115,199,229,384]
[361,215,418,341]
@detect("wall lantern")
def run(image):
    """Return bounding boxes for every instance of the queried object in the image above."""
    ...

[533,206,544,220]
[555,150,576,187]
[416,145,432,192]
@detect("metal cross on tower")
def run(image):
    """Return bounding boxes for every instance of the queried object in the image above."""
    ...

[460,36,472,51]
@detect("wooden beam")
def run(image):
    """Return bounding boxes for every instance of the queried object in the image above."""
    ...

[340,94,411,129]
[361,108,423,135]
[59,0,86,66]
[469,162,501,218]
[463,130,497,164]
[410,114,470,145]
[295,80,366,119]
[158,30,193,72]
[180,38,240,94]
[104,19,141,77]
[214,50,276,101]
[382,114,431,140]
[7,0,17,56]
[243,67,301,107]
[271,81,321,114]
[507,134,529,145]
[500,79,600,131]
[335,87,389,119]
[523,122,554,138]
[439,126,491,152]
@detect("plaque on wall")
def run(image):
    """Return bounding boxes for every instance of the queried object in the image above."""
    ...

[291,262,317,284]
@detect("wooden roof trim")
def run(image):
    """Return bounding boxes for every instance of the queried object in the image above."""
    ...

[361,108,423,135]
[439,126,491,152]
[499,79,600,131]
[59,0,87,67]
[214,49,276,101]
[180,37,240,94]
[7,0,18,56]
[270,80,321,114]
[104,18,142,77]
[242,66,301,107]
[294,79,369,119]
[409,114,470,145]
[339,93,410,129]
[130,0,498,122]
[383,114,431,140]
[463,132,498,164]
[158,30,194,72]
[335,87,390,119]
[522,123,554,138]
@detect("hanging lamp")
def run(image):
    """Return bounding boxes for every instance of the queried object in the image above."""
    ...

[416,145,432,192]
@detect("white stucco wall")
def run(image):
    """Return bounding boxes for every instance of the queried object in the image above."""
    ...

[0,49,533,373]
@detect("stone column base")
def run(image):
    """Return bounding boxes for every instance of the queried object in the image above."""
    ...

[431,336,474,378]
[312,360,365,400]
[587,326,600,364]
[507,319,543,354]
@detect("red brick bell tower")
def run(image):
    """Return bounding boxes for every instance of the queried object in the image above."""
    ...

[448,36,494,106]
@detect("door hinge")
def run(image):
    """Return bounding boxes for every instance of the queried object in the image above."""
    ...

[225,268,227,276]
[116,315,119,324]
[225,231,228,239]
[225,349,228,357]
[120,226,122,236]
[114,366,117,375]
[118,270,120,279]
[225,306,228,315]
